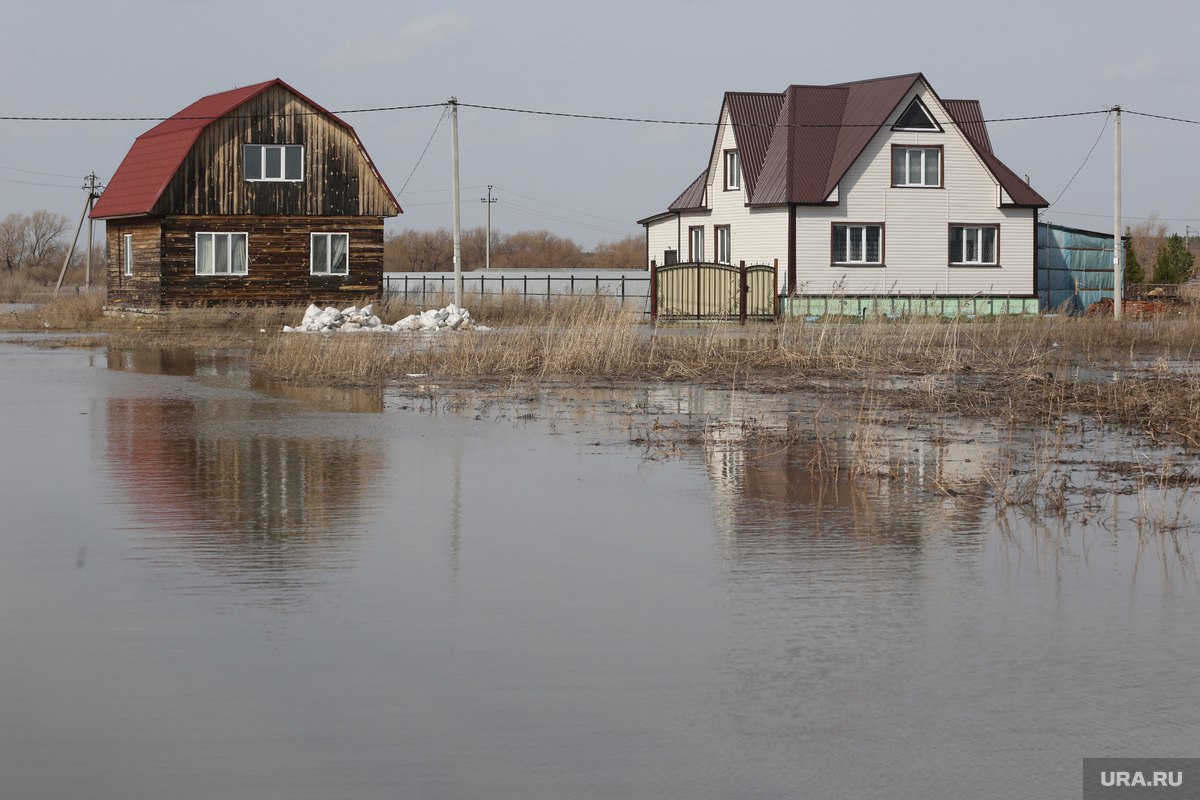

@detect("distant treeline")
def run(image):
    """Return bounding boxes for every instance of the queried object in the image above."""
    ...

[385,228,644,272]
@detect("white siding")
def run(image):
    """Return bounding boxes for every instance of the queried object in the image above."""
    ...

[645,104,789,275]
[794,82,1035,297]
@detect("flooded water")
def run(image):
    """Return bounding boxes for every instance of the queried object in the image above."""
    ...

[0,340,1196,800]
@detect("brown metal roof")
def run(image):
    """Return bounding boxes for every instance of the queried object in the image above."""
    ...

[667,170,707,212]
[943,99,1047,207]
[725,92,785,199]
[653,72,1047,215]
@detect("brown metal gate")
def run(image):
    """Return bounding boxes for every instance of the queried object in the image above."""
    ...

[651,260,777,322]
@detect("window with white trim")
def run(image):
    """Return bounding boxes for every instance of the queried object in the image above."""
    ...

[950,225,998,265]
[195,232,248,275]
[832,224,883,265]
[243,144,303,181]
[891,146,941,187]
[724,150,740,191]
[688,226,705,262]
[715,226,731,265]
[311,232,349,275]
[123,233,133,277]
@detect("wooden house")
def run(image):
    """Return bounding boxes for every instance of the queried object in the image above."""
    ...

[639,73,1049,317]
[91,79,401,309]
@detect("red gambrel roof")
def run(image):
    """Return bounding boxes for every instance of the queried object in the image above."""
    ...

[91,78,400,219]
[648,73,1047,217]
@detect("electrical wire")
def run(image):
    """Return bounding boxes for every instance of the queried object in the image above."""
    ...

[1049,110,1110,207]
[491,185,636,226]
[395,106,448,198]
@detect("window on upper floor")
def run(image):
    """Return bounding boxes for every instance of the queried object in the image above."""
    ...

[123,233,133,277]
[689,226,705,262]
[950,225,998,266]
[311,232,350,275]
[891,145,942,188]
[244,144,304,182]
[196,232,248,275]
[724,150,741,191]
[832,223,883,265]
[892,97,941,131]
[716,226,731,265]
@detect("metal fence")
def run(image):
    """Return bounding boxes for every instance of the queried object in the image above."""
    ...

[651,261,778,322]
[384,270,651,312]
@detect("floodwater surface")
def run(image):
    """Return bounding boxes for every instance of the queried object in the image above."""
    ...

[0,341,1196,800]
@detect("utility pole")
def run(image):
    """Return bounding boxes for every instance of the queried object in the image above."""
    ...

[55,173,103,295]
[481,185,498,269]
[449,97,463,308]
[1112,106,1122,320]
[84,172,99,288]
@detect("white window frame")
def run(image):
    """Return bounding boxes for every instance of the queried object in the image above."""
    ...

[891,145,942,188]
[688,226,705,262]
[310,232,350,276]
[724,150,740,191]
[950,225,999,266]
[832,223,883,265]
[122,233,133,277]
[195,232,249,276]
[715,225,731,265]
[243,144,304,182]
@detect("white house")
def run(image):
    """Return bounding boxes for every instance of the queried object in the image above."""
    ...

[639,73,1049,316]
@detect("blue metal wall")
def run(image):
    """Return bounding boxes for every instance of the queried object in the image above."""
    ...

[1037,223,1116,313]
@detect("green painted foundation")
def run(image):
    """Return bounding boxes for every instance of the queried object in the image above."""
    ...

[779,295,1040,319]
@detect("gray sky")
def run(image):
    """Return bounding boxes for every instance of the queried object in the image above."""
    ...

[2,0,1199,249]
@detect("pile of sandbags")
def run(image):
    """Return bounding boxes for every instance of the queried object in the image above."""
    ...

[283,303,484,333]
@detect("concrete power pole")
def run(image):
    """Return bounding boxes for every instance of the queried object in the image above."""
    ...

[481,185,498,269]
[1113,106,1122,320]
[55,173,103,295]
[450,97,463,308]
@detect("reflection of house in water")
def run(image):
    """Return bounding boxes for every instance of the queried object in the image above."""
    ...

[642,384,995,549]
[104,348,385,577]
[108,347,384,413]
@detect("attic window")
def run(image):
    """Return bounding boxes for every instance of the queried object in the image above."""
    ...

[724,150,741,191]
[244,144,303,181]
[892,98,940,131]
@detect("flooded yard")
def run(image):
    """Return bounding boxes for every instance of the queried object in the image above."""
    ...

[0,340,1196,799]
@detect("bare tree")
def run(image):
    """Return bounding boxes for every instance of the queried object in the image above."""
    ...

[0,213,28,272]
[590,235,645,269]
[1127,214,1169,275]
[26,210,69,266]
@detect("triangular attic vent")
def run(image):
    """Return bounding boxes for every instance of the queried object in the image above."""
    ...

[892,97,941,131]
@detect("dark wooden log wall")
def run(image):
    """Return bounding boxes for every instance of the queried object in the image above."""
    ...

[105,219,163,308]
[154,84,399,218]
[157,215,384,307]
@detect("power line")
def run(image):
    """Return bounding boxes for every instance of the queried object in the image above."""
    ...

[1049,110,1110,207]
[395,105,448,198]
[1047,210,1200,225]
[1124,109,1200,126]
[0,102,446,123]
[456,101,1110,129]
[0,100,1113,129]
[0,176,81,189]
[0,164,87,180]
[492,185,636,226]
[501,199,636,236]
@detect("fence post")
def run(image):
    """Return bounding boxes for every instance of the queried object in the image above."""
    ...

[650,260,658,322]
[773,258,780,318]
[739,260,748,325]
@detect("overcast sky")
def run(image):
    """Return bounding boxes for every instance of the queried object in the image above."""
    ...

[2,0,1198,248]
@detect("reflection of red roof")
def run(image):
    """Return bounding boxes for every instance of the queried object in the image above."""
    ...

[91,78,400,219]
